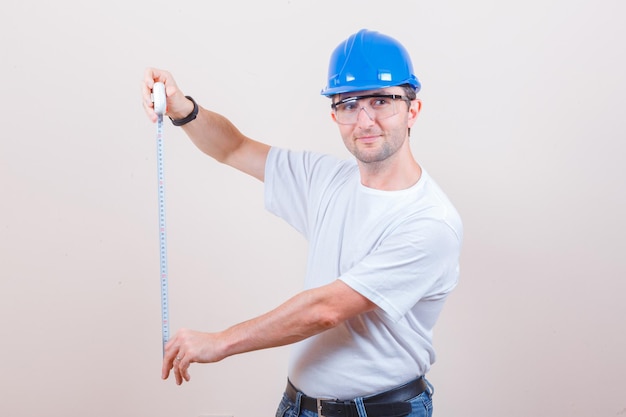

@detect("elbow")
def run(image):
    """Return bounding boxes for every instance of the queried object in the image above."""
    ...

[313,307,343,331]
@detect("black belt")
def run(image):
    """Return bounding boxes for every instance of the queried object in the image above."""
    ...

[285,377,427,417]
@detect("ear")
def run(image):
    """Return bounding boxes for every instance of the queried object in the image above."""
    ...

[407,99,422,129]
[330,111,338,123]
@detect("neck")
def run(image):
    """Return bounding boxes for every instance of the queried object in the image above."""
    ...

[358,146,422,191]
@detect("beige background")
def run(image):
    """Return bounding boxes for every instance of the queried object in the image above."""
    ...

[1,0,625,416]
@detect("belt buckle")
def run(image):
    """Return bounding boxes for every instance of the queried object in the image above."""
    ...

[316,397,336,417]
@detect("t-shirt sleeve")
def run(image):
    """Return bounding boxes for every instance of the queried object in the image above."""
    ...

[264,147,347,238]
[339,218,461,323]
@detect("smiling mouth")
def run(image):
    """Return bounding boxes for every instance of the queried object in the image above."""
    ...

[356,135,380,143]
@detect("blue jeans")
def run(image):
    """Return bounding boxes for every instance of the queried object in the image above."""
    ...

[275,379,434,417]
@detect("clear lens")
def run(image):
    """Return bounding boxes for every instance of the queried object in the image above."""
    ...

[333,95,406,125]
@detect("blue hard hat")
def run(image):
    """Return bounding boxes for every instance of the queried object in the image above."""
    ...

[321,29,421,96]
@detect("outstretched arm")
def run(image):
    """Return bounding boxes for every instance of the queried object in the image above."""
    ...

[162,279,376,385]
[142,67,270,181]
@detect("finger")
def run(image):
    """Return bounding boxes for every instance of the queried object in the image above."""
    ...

[144,103,158,123]
[167,352,190,385]
[142,67,158,102]
[173,356,184,385]
[144,67,174,90]
[142,68,164,122]
[161,356,173,380]
[180,359,191,382]
[142,99,157,123]
[143,67,160,89]
[161,339,179,379]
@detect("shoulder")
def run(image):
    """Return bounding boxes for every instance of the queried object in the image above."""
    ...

[409,170,464,242]
[268,147,357,180]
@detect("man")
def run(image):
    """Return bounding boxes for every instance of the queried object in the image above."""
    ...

[142,29,462,417]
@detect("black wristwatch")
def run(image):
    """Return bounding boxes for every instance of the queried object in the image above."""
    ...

[169,96,198,126]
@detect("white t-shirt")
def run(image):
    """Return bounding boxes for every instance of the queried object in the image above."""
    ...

[264,147,463,399]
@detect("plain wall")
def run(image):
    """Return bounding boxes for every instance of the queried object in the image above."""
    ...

[1,1,625,416]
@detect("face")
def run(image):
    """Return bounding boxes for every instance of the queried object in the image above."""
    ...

[331,87,421,165]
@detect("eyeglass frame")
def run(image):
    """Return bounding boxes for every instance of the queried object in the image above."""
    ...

[330,94,412,125]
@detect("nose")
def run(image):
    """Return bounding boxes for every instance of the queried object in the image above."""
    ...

[356,106,375,124]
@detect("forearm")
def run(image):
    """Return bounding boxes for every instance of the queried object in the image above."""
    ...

[178,105,242,162]
[218,287,337,359]
[177,105,269,180]
[217,280,376,359]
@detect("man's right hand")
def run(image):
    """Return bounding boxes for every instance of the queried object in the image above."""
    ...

[142,68,195,123]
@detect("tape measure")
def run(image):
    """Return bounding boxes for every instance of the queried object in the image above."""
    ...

[152,82,169,355]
